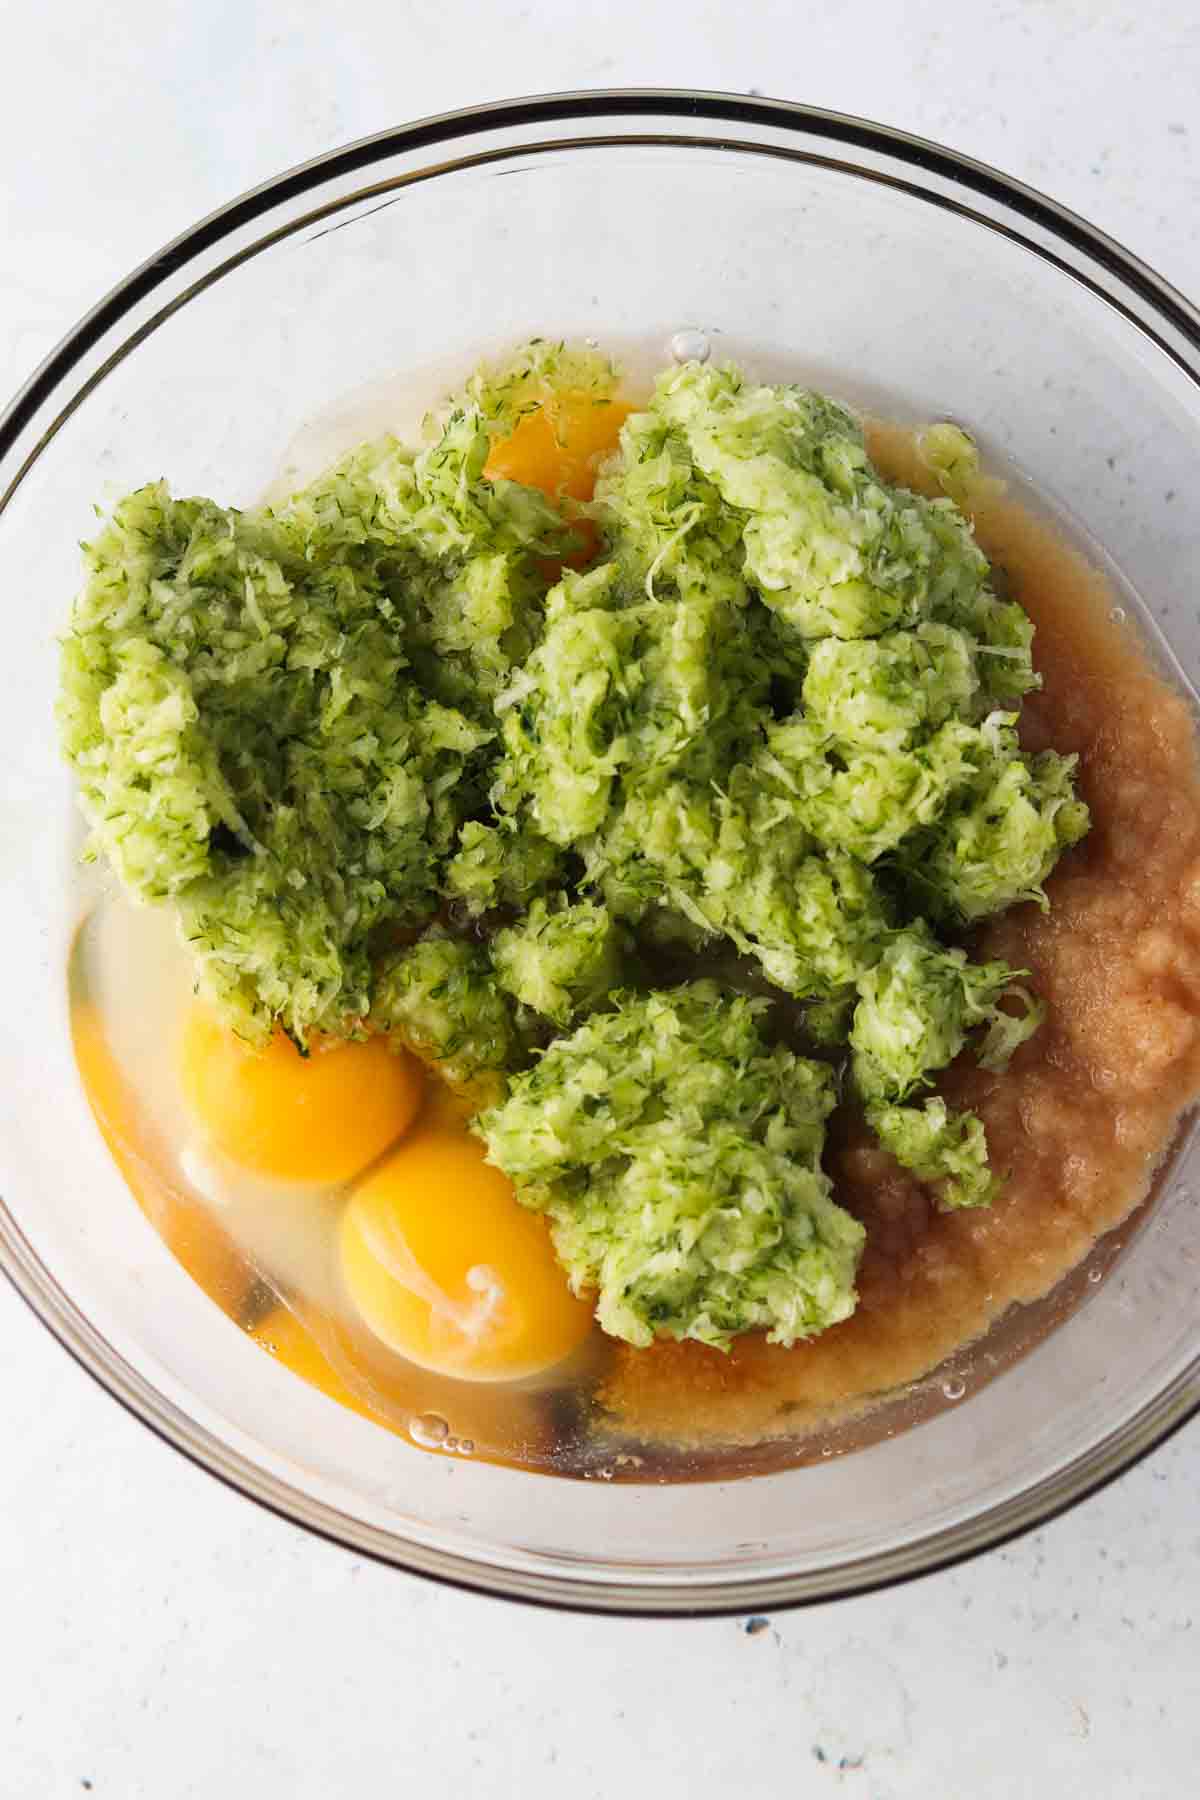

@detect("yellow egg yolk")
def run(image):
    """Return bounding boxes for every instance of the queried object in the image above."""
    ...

[484,391,633,568]
[340,1129,594,1382]
[484,392,633,502]
[179,1006,424,1185]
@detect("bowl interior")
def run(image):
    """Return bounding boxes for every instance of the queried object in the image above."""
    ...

[2,98,1199,1611]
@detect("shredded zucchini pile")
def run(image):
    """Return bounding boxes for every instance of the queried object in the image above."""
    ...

[480,985,862,1349]
[60,343,1089,1350]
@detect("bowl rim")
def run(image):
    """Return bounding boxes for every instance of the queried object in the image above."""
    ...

[3,87,1199,1616]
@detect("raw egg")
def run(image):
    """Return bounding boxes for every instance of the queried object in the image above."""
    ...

[74,1001,250,1313]
[250,1304,379,1419]
[485,391,633,568]
[180,1005,424,1185]
[484,392,632,502]
[339,1128,594,1382]
[252,1298,557,1463]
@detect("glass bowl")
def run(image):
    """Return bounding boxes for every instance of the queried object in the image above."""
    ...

[2,91,1199,1615]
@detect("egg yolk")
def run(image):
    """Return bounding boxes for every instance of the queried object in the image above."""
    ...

[179,1006,424,1185]
[484,392,633,502]
[485,391,633,567]
[340,1129,594,1382]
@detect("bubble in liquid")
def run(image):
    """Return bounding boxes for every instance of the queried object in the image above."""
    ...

[409,1412,449,1448]
[941,1376,967,1402]
[444,1436,459,1452]
[670,329,711,365]
[458,1439,476,1456]
[1109,605,1127,625]
[1088,1267,1104,1284]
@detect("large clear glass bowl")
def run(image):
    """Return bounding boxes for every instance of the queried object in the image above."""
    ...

[2,92,1198,1614]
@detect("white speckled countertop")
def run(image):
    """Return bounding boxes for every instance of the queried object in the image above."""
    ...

[2,4,1199,1793]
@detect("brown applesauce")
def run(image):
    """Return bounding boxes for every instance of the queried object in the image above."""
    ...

[595,428,1200,1457]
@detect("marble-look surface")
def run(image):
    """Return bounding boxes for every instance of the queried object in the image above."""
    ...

[2,2,1198,1793]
